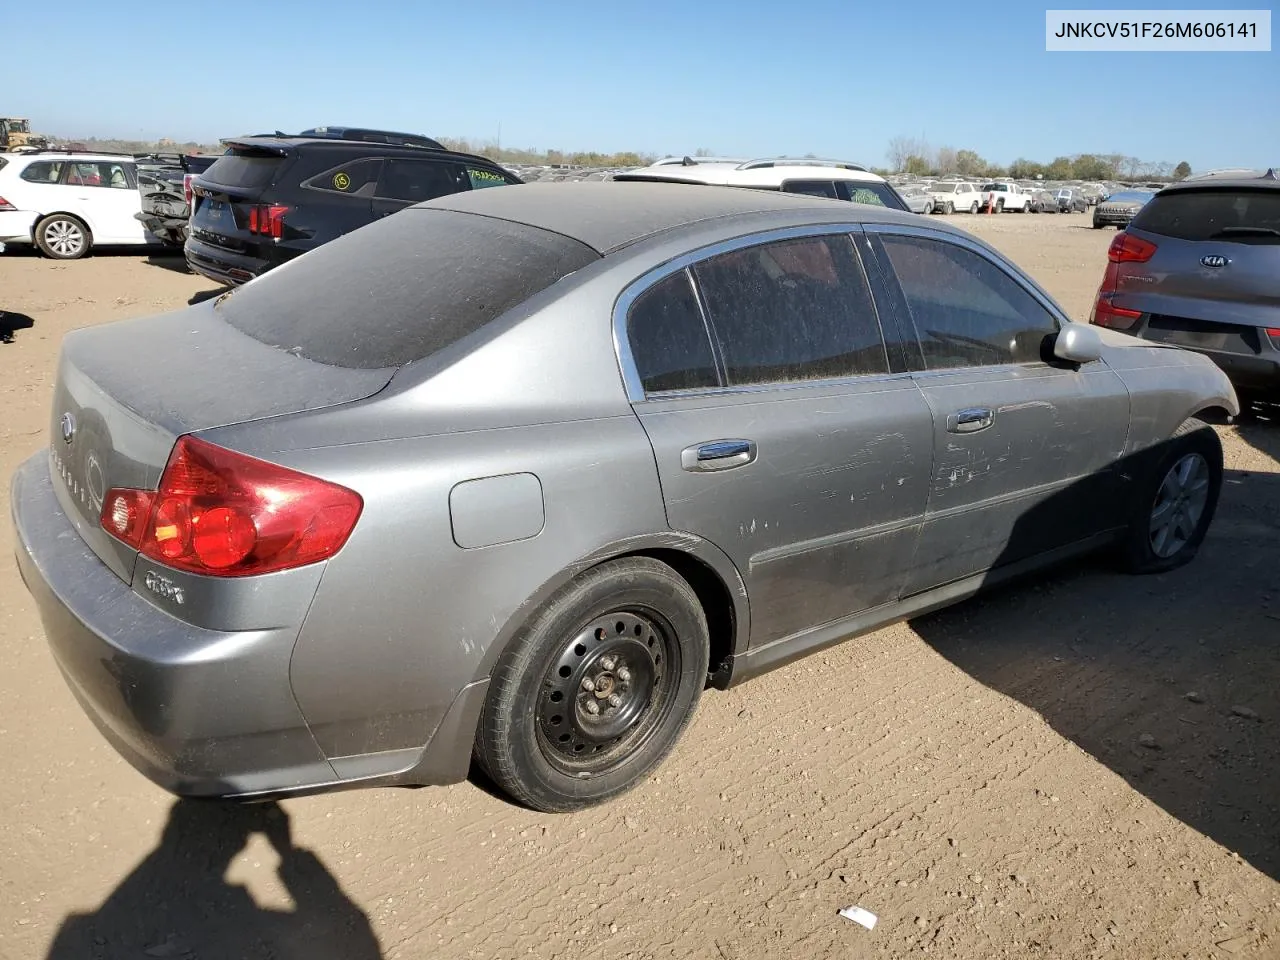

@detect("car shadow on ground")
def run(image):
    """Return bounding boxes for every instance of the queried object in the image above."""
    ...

[144,252,192,274]
[188,288,226,306]
[1,310,35,343]
[912,430,1280,883]
[45,800,383,960]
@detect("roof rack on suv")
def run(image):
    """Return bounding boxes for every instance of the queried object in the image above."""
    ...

[297,127,445,150]
[737,157,869,172]
[651,156,747,167]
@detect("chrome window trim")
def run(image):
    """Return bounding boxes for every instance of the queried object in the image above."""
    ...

[861,222,1074,378]
[613,223,896,405]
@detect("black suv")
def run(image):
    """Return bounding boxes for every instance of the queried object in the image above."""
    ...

[185,132,521,286]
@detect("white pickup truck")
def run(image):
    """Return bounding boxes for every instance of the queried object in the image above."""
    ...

[979,182,1033,213]
[927,181,983,214]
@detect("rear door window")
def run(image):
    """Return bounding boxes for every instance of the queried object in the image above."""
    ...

[376,159,467,205]
[692,234,889,386]
[626,271,720,394]
[1130,189,1280,244]
[878,234,1058,369]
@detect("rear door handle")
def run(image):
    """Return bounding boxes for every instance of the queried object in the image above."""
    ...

[946,408,995,434]
[681,439,757,472]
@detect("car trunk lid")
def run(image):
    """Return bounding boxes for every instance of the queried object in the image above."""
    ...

[48,301,396,584]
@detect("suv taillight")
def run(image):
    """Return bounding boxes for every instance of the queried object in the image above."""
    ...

[100,436,362,577]
[183,174,194,206]
[247,204,289,239]
[1266,328,1280,346]
[1107,232,1157,263]
[0,196,15,211]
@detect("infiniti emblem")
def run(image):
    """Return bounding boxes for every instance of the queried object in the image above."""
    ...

[1200,255,1229,268]
[60,412,75,445]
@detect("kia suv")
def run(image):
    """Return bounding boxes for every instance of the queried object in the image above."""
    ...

[185,132,522,286]
[1089,169,1280,404]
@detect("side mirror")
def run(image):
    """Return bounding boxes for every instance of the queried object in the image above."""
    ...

[1054,322,1103,365]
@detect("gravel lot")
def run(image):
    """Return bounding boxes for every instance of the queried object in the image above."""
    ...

[1,211,1277,960]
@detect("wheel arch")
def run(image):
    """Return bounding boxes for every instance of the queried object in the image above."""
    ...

[36,210,94,245]
[473,532,750,690]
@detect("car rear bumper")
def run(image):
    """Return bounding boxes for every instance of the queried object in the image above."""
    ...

[0,209,38,242]
[10,452,339,798]
[1093,213,1134,226]
[184,236,284,287]
[1131,322,1280,394]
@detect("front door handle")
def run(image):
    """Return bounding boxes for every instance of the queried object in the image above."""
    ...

[681,439,757,472]
[946,408,995,434]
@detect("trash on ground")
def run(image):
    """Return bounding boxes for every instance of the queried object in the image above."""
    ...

[839,905,878,930]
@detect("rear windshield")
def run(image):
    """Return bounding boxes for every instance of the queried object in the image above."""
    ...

[216,208,599,368]
[1131,188,1280,242]
[201,149,289,190]
[1106,191,1151,203]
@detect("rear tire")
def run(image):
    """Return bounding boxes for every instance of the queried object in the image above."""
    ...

[35,214,91,259]
[1118,418,1222,574]
[474,557,710,812]
[945,202,955,215]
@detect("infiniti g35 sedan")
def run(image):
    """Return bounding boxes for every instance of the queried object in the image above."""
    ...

[12,182,1238,813]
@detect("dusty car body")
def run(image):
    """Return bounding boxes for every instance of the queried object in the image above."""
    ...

[12,182,1238,812]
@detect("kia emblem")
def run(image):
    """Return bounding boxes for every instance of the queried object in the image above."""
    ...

[1200,255,1229,268]
[60,412,75,445]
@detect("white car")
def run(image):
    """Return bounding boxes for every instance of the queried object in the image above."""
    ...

[928,181,983,214]
[0,152,153,259]
[614,157,913,213]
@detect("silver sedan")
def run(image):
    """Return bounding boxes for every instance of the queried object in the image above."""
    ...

[12,182,1238,812]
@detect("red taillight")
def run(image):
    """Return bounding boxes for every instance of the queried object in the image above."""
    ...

[183,174,194,206]
[0,196,16,211]
[100,436,362,577]
[1266,328,1280,344]
[247,203,288,239]
[1107,232,1157,263]
[1091,294,1143,331]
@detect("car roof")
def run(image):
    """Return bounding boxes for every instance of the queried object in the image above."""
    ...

[1158,168,1280,193]
[421,180,950,255]
[220,135,507,167]
[614,163,886,189]
[7,151,134,164]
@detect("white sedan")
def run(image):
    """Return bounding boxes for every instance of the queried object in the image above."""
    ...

[0,152,154,259]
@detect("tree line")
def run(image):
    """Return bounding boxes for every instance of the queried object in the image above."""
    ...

[885,136,1191,181]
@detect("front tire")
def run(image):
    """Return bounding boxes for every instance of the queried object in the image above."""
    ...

[474,557,710,812]
[969,201,979,214]
[1119,418,1222,574]
[35,214,91,259]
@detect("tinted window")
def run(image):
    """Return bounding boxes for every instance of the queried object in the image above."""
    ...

[376,159,466,204]
[1130,189,1280,243]
[879,235,1057,369]
[467,167,513,190]
[202,149,288,189]
[838,181,908,211]
[304,158,382,195]
[20,161,62,183]
[693,234,888,386]
[216,209,599,369]
[783,179,839,199]
[627,271,719,393]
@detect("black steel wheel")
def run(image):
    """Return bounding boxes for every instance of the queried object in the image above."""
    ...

[536,610,680,775]
[474,557,710,812]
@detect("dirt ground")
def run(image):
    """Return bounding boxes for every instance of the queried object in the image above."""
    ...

[1,212,1277,960]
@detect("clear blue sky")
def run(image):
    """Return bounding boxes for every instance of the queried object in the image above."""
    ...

[8,0,1276,170]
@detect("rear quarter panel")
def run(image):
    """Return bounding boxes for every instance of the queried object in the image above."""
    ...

[247,416,671,761]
